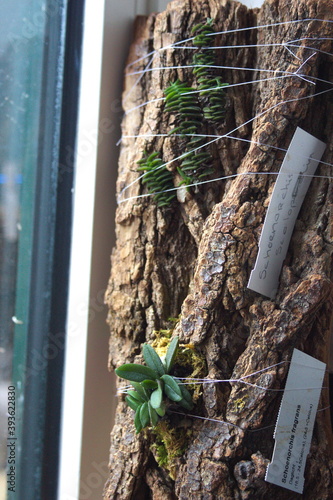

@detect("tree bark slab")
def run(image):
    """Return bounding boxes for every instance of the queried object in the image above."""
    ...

[104,0,333,498]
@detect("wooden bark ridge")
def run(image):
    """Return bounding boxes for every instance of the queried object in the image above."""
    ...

[104,0,333,498]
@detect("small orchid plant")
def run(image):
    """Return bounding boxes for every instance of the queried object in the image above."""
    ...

[115,337,194,433]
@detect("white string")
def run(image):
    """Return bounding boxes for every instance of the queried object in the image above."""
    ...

[178,379,327,393]
[172,42,333,59]
[289,36,333,43]
[123,53,156,103]
[170,410,247,432]
[118,171,333,205]
[125,18,333,69]
[123,18,333,112]
[119,131,333,169]
[117,359,330,396]
[202,18,333,39]
[120,19,333,135]
[126,64,300,77]
[176,358,329,393]
[124,67,332,115]
[169,408,329,433]
[118,86,333,204]
[117,361,288,395]
[125,66,316,87]
[116,359,330,432]
[118,19,333,204]
[118,17,333,200]
[116,389,330,433]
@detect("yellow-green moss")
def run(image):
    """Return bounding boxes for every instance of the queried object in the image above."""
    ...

[151,328,207,401]
[151,329,173,358]
[149,328,207,479]
[175,344,206,401]
[151,420,192,480]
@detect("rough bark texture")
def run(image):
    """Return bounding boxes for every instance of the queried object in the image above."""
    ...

[104,0,333,498]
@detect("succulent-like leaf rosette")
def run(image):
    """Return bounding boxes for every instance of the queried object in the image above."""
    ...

[115,337,194,433]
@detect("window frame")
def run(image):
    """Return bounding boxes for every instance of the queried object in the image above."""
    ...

[7,1,85,499]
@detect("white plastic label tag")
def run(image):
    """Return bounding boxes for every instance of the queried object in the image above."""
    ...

[265,349,326,494]
[247,127,326,298]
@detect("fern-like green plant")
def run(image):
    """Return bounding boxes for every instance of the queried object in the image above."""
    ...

[138,18,229,202]
[192,18,228,123]
[115,337,194,433]
[137,151,176,207]
[164,80,212,184]
[164,79,203,134]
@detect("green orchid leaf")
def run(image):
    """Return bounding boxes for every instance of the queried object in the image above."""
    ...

[178,383,193,405]
[142,344,165,377]
[178,397,194,410]
[148,402,159,427]
[115,363,157,382]
[134,407,143,433]
[150,382,163,409]
[161,374,182,402]
[131,382,150,401]
[164,336,179,373]
[127,390,146,403]
[155,402,166,417]
[140,380,158,391]
[140,402,150,428]
[175,380,194,410]
[125,395,141,411]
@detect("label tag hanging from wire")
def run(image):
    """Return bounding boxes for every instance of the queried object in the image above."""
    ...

[265,348,326,494]
[247,127,326,299]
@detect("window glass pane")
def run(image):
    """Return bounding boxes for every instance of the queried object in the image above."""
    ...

[0,1,47,497]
